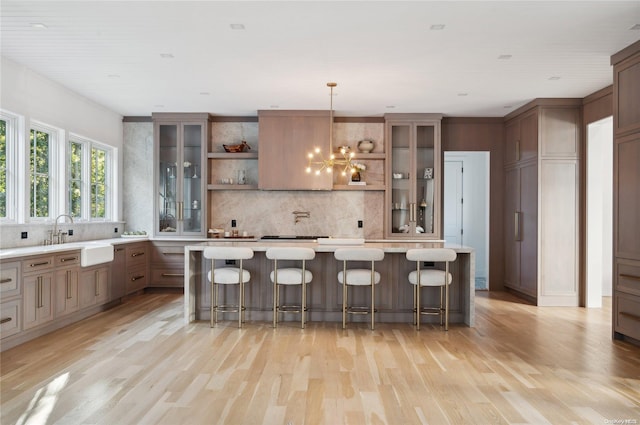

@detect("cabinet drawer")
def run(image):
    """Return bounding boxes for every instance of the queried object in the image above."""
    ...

[126,244,148,267]
[22,255,55,274]
[55,251,80,267]
[150,268,184,287]
[0,299,21,339]
[614,293,640,341]
[0,261,21,298]
[126,266,148,294]
[151,245,186,265]
[616,261,640,296]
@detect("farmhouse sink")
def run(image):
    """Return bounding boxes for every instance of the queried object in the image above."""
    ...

[80,242,114,267]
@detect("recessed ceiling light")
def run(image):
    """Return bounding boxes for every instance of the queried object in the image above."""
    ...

[430,24,445,30]
[498,54,512,60]
[30,22,48,29]
[200,92,210,96]
[154,104,165,108]
[630,24,640,30]
[548,76,561,80]
[504,105,513,109]
[457,93,468,97]
[270,105,279,109]
[385,105,396,109]
[160,53,174,59]
[107,74,120,78]
[230,24,245,30]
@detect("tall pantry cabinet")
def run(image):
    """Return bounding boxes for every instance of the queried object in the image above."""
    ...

[611,40,640,343]
[503,100,581,306]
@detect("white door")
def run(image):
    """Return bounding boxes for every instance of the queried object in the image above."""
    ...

[444,160,463,245]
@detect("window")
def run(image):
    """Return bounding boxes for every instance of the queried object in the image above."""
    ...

[0,110,19,222]
[30,127,52,218]
[67,136,112,221]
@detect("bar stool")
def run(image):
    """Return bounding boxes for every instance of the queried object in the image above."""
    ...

[334,248,385,330]
[406,248,457,331]
[266,247,315,329]
[203,246,254,328]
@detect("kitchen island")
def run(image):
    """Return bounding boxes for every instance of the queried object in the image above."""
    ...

[184,240,475,327]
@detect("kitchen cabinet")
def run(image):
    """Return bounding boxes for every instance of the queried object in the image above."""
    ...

[612,40,640,343]
[1,261,21,339]
[22,255,55,330]
[54,252,80,317]
[149,241,186,288]
[153,113,211,237]
[79,265,110,309]
[125,242,148,294]
[110,245,126,300]
[384,114,442,239]
[258,110,332,190]
[503,101,580,306]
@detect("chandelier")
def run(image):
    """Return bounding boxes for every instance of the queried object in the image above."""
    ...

[305,82,356,176]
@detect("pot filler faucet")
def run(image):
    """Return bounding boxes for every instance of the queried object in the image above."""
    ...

[46,214,74,245]
[293,210,310,224]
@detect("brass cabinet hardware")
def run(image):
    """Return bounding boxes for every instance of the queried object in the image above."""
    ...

[60,256,78,262]
[620,273,640,282]
[30,261,50,267]
[0,278,12,284]
[620,312,640,322]
[66,270,72,299]
[161,273,184,277]
[0,317,12,324]
[95,270,100,296]
[131,252,145,257]
[131,275,145,281]
[515,140,520,161]
[37,276,43,308]
[514,211,521,242]
[115,248,125,252]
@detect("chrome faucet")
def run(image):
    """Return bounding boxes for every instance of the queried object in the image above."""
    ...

[50,214,74,244]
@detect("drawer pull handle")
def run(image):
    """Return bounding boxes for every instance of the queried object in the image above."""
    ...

[115,248,125,252]
[0,317,12,325]
[163,252,183,256]
[620,312,640,322]
[0,278,12,284]
[30,261,50,267]
[620,273,640,282]
[161,273,184,277]
[60,256,78,262]
[131,275,145,281]
[131,252,145,257]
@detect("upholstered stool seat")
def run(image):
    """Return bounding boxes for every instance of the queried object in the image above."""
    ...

[406,248,456,331]
[334,247,385,330]
[266,247,315,329]
[203,246,254,328]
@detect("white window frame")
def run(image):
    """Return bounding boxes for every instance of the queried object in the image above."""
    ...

[68,134,114,222]
[0,110,22,223]
[28,120,64,222]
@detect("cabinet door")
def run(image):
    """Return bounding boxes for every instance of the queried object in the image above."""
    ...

[504,167,520,290]
[615,133,640,261]
[55,267,79,317]
[519,162,538,297]
[80,266,110,308]
[415,123,436,236]
[181,123,204,235]
[504,118,520,165]
[23,272,54,330]
[389,123,412,236]
[519,111,538,162]
[111,246,126,300]
[157,122,179,234]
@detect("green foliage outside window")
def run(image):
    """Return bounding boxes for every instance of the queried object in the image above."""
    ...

[0,120,6,218]
[69,141,82,217]
[30,129,50,218]
[91,147,106,218]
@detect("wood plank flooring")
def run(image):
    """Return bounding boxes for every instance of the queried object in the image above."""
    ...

[1,291,639,424]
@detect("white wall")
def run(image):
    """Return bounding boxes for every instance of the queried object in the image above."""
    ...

[0,57,124,248]
[444,152,490,289]
[587,116,613,307]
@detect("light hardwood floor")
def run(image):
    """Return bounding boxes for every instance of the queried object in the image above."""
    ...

[1,291,639,425]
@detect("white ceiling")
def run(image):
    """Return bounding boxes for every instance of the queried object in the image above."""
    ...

[1,1,639,117]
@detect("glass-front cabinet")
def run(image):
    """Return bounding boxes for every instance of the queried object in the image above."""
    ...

[385,114,442,239]
[153,113,211,237]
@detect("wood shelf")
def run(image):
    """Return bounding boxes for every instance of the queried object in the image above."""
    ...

[352,153,385,159]
[208,184,257,190]
[207,152,258,159]
[332,184,386,191]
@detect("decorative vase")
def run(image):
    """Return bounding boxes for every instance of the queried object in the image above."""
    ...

[357,140,375,153]
[351,171,361,182]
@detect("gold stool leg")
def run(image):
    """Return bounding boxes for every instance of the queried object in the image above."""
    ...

[370,261,375,331]
[342,262,347,330]
[273,260,278,328]
[445,262,449,331]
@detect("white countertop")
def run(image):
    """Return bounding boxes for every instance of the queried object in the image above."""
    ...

[0,237,149,261]
[187,240,474,253]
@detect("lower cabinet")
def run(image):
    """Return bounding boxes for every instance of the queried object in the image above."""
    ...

[0,299,21,339]
[125,242,148,294]
[23,270,54,330]
[150,242,185,288]
[54,264,80,317]
[111,245,126,300]
[80,265,110,309]
[1,261,22,339]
